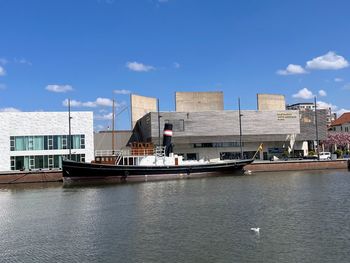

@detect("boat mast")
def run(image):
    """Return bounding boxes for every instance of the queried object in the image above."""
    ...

[238,97,243,159]
[112,98,115,155]
[158,98,161,146]
[68,98,72,160]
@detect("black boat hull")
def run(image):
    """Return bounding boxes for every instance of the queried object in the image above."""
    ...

[62,159,254,183]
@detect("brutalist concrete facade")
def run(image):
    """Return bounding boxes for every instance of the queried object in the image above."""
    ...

[132,109,327,160]
[175,92,224,112]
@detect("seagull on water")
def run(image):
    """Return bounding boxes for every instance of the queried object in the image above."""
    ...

[250,227,260,233]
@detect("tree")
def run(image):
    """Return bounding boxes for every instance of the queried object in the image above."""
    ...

[323,132,350,150]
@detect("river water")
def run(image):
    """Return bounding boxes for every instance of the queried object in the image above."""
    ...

[1,170,350,263]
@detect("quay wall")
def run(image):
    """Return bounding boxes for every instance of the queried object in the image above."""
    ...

[246,160,349,172]
[0,170,62,184]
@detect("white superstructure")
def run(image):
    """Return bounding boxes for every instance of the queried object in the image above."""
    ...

[0,111,94,171]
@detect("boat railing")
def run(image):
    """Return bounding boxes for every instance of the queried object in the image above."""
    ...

[115,146,167,166]
[95,150,122,157]
[95,146,167,166]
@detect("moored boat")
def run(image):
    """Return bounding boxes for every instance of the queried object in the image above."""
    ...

[62,124,254,183]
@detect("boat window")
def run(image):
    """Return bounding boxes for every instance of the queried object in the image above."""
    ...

[186,153,197,160]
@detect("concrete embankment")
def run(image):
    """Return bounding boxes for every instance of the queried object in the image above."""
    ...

[0,170,62,184]
[246,159,350,172]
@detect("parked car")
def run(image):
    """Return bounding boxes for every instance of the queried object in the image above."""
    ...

[319,152,331,160]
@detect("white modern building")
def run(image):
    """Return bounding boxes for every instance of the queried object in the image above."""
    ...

[0,111,94,171]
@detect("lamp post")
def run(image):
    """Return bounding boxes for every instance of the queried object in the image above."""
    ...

[68,98,72,160]
[314,96,319,160]
[112,98,115,155]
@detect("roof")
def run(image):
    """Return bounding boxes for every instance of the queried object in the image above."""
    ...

[331,112,350,126]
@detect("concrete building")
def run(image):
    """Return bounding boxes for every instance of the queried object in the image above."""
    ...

[130,94,157,129]
[257,94,286,110]
[133,109,328,160]
[287,102,334,126]
[330,112,350,132]
[175,91,224,112]
[0,112,94,171]
[287,102,315,111]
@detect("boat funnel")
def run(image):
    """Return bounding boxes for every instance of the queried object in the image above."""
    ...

[163,123,173,156]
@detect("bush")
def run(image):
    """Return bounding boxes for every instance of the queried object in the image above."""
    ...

[282,150,289,158]
[334,149,343,158]
[308,150,316,156]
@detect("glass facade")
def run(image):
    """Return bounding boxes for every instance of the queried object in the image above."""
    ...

[10,135,85,151]
[10,154,85,170]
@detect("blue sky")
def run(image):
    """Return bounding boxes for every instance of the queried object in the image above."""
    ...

[1,0,350,130]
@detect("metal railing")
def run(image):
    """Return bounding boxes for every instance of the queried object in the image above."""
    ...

[95,150,122,157]
[95,146,167,166]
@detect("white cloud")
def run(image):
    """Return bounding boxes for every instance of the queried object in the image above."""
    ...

[0,107,21,112]
[312,100,350,118]
[94,124,107,131]
[95,112,113,120]
[306,51,349,70]
[292,88,314,99]
[46,84,73,93]
[277,64,307,75]
[14,58,32,66]
[126,61,155,72]
[62,97,116,108]
[334,78,344,82]
[0,66,6,76]
[336,108,350,117]
[95,98,114,107]
[318,90,327,97]
[342,83,350,90]
[113,89,131,95]
[317,101,336,110]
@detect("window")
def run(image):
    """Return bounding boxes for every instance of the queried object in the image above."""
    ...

[29,156,35,170]
[28,136,34,150]
[10,154,85,170]
[165,119,185,132]
[62,135,67,149]
[48,155,54,168]
[186,153,197,160]
[10,156,15,170]
[53,136,58,150]
[15,137,25,151]
[80,135,85,149]
[10,134,86,151]
[220,152,241,160]
[10,136,15,151]
[48,136,53,150]
[194,142,243,148]
[34,136,44,150]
